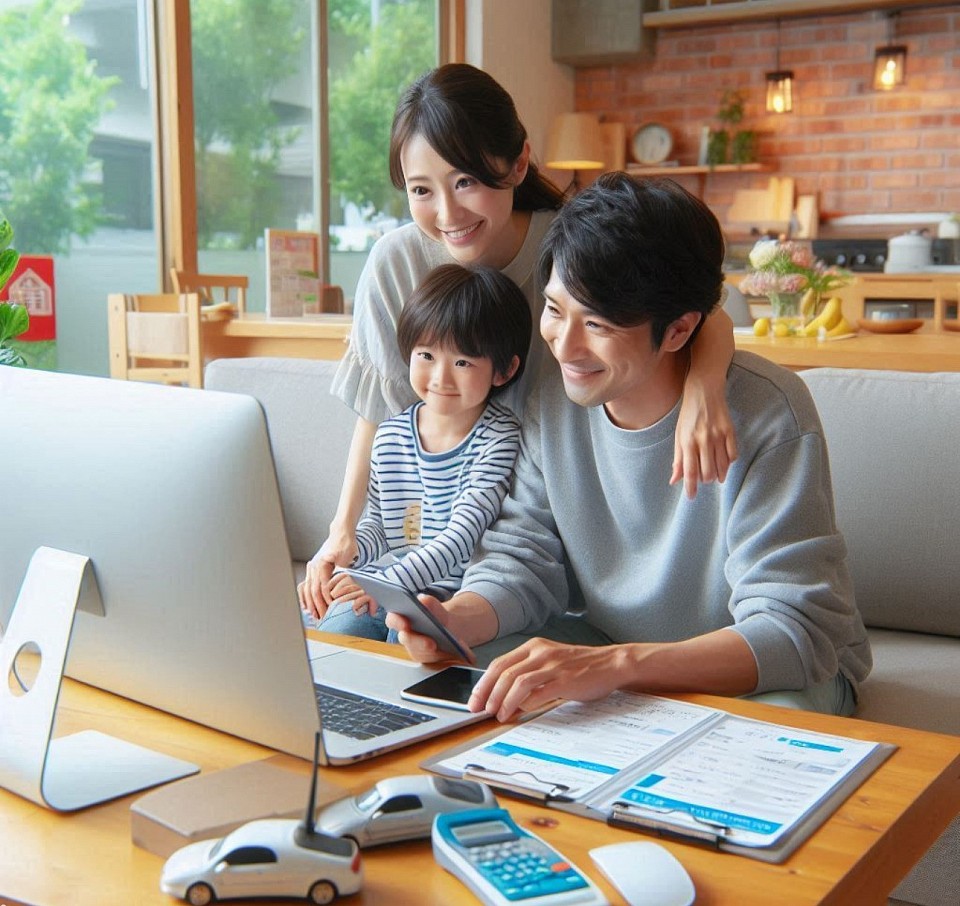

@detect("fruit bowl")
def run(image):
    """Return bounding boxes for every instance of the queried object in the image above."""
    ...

[856,318,924,335]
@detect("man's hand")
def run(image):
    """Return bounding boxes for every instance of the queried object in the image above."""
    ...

[385,595,474,665]
[297,531,358,620]
[468,638,627,721]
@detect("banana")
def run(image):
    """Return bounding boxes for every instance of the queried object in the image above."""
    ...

[826,316,854,338]
[801,288,818,318]
[800,297,843,337]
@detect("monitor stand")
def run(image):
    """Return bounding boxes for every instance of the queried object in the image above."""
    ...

[0,546,198,811]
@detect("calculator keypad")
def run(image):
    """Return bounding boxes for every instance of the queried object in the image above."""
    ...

[469,838,589,901]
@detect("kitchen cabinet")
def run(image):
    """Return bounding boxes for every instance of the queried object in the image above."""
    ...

[552,0,656,66]
[727,273,960,328]
[645,0,936,30]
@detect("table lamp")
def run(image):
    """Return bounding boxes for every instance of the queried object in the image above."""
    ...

[545,112,605,193]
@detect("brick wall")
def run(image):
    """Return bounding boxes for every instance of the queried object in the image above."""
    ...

[574,6,960,224]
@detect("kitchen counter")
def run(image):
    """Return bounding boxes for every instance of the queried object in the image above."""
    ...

[735,327,960,372]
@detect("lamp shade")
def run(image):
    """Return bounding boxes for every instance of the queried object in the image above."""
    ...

[545,113,605,170]
[873,44,906,90]
[765,70,794,114]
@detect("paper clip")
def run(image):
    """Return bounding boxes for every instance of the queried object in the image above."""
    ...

[609,800,733,847]
[463,763,575,803]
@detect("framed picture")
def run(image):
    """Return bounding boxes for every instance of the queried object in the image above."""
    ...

[265,229,321,317]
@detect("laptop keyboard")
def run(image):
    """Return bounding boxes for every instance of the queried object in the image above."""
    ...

[315,684,436,740]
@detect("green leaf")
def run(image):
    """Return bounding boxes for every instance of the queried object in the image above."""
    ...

[0,248,20,288]
[0,302,29,344]
[0,217,13,252]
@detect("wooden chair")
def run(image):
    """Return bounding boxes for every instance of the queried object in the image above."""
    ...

[850,276,947,329]
[170,269,248,313]
[107,292,203,389]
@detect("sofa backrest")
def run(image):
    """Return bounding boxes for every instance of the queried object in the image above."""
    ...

[204,357,356,562]
[800,368,960,637]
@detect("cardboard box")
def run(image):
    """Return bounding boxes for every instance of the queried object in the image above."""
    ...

[130,755,346,858]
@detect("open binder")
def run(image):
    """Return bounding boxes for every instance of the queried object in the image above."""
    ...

[423,691,895,863]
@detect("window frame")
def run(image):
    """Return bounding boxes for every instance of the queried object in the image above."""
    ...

[154,0,463,294]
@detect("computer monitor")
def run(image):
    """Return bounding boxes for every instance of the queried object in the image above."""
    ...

[0,366,322,770]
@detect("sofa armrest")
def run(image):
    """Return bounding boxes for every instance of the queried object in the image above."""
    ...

[800,368,960,637]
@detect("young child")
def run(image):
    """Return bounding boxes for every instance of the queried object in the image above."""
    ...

[311,262,532,640]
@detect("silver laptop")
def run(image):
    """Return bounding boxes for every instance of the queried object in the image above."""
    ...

[0,367,485,769]
[307,641,487,764]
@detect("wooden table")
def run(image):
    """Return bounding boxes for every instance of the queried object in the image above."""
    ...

[735,328,960,372]
[2,636,959,906]
[202,312,352,361]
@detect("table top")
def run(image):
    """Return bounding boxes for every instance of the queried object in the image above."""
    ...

[735,327,960,372]
[2,635,959,906]
[204,311,353,339]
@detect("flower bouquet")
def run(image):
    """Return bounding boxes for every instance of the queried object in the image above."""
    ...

[740,239,850,335]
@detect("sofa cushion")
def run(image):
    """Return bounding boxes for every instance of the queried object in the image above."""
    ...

[204,357,355,563]
[857,628,960,735]
[800,368,960,637]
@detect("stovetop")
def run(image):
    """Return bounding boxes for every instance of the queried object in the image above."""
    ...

[812,237,960,272]
[812,239,888,272]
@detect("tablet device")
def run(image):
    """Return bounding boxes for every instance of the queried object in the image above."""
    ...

[340,569,473,662]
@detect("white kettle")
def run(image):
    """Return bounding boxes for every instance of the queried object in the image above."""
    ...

[885,230,933,273]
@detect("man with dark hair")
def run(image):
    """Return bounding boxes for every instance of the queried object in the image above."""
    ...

[387,173,871,719]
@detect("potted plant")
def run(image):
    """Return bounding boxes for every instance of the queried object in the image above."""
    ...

[0,211,28,367]
[707,90,757,166]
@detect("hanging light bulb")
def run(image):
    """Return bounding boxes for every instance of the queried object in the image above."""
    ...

[874,45,907,90]
[765,22,794,114]
[873,13,906,91]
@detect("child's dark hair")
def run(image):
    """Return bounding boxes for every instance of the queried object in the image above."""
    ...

[397,264,532,397]
[390,64,564,212]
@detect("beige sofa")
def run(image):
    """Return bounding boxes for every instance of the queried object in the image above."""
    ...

[205,357,959,906]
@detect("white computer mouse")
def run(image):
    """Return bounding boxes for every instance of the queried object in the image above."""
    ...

[589,840,695,906]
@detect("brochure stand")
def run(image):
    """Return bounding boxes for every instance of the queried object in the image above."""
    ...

[0,546,197,811]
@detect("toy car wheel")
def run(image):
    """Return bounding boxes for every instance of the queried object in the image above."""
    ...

[308,880,337,904]
[186,882,215,906]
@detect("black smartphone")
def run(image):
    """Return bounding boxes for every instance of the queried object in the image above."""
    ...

[340,568,472,662]
[400,666,486,711]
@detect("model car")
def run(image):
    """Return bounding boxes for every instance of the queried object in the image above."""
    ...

[160,818,362,905]
[315,774,497,848]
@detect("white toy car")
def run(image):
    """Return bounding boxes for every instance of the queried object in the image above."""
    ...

[160,818,362,905]
[316,775,497,848]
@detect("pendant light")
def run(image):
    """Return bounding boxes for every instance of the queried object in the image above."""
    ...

[874,13,906,91]
[765,21,794,114]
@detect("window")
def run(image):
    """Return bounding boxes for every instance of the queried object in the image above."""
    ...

[222,845,278,866]
[0,0,161,375]
[377,794,422,814]
[190,0,442,312]
[0,1,451,375]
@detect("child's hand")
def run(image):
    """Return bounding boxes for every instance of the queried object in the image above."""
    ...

[326,571,376,616]
[298,531,359,620]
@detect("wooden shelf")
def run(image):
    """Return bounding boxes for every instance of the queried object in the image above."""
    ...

[645,0,937,30]
[626,163,769,177]
[626,162,771,197]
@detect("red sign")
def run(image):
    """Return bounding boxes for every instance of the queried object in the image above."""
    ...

[0,255,56,342]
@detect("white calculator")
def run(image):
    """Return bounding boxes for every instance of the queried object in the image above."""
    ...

[432,807,608,905]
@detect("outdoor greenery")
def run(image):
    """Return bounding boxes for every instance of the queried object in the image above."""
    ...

[328,0,436,219]
[0,0,434,257]
[192,0,307,250]
[0,0,117,254]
